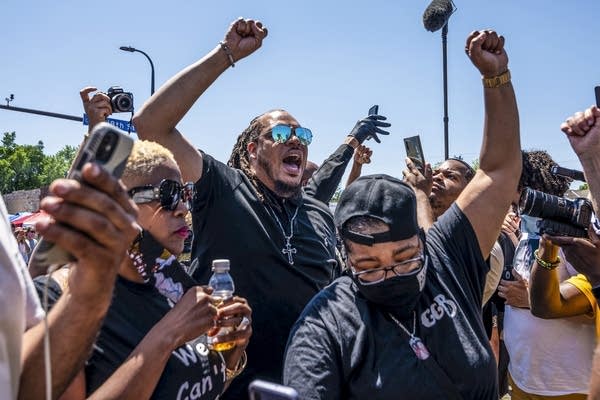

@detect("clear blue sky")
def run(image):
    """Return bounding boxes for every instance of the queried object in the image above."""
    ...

[2,1,599,187]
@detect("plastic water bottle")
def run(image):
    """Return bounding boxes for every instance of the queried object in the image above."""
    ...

[208,259,236,351]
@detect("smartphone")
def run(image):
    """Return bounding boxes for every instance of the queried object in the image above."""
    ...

[403,135,426,174]
[595,86,600,107]
[248,380,299,400]
[30,123,134,267]
[368,104,379,116]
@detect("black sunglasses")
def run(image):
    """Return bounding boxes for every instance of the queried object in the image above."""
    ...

[128,179,195,211]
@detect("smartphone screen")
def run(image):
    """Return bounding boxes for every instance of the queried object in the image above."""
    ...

[368,105,379,116]
[403,135,425,174]
[595,86,600,107]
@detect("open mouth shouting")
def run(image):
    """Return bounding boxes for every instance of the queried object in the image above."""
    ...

[282,151,303,176]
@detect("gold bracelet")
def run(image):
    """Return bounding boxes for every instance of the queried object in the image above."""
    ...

[534,249,560,270]
[482,70,511,88]
[226,350,247,381]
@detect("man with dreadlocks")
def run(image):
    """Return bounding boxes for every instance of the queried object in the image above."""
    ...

[132,17,390,399]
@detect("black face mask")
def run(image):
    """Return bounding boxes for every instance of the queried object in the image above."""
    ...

[353,257,428,319]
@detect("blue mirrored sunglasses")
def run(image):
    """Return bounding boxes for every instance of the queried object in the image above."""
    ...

[269,124,313,146]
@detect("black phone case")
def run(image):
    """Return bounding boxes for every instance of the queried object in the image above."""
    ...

[404,135,425,173]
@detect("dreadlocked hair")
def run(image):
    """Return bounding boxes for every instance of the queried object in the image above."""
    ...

[519,150,571,196]
[227,109,287,205]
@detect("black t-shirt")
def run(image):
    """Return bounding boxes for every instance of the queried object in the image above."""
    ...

[190,154,339,398]
[33,274,62,309]
[85,276,226,400]
[283,204,498,399]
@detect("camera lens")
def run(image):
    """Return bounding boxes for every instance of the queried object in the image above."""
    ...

[520,187,579,225]
[96,132,117,162]
[112,94,132,112]
[117,95,131,111]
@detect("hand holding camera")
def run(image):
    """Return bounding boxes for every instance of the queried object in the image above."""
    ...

[80,86,133,125]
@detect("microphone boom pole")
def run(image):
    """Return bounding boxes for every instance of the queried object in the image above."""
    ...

[422,0,455,160]
[442,23,449,160]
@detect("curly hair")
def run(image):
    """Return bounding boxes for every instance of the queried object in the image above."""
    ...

[519,150,571,196]
[227,109,287,203]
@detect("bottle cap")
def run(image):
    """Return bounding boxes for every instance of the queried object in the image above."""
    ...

[212,259,230,271]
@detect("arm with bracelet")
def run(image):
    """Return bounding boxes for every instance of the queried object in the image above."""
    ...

[529,236,594,319]
[133,18,268,185]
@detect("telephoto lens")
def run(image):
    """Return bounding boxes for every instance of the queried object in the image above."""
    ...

[519,187,593,237]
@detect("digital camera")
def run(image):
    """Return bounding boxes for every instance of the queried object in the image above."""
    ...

[107,86,134,113]
[519,187,593,238]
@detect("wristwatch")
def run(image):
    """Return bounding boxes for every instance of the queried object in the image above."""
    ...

[482,70,511,88]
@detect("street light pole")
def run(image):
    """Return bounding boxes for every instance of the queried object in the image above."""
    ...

[119,46,155,95]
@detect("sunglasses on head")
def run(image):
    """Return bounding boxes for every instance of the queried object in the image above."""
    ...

[268,124,313,146]
[128,179,195,211]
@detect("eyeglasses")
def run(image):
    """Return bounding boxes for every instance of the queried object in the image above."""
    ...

[350,253,425,285]
[128,179,195,211]
[268,124,313,146]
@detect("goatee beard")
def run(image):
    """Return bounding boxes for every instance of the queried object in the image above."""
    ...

[257,154,302,198]
[274,180,302,198]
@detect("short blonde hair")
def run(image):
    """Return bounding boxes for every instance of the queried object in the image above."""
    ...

[121,140,177,186]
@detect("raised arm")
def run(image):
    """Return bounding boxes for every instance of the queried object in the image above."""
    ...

[132,18,268,183]
[345,144,371,187]
[560,105,600,213]
[305,110,390,203]
[403,159,434,231]
[457,30,521,257]
[304,137,357,204]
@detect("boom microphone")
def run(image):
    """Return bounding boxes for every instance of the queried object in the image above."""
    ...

[422,0,455,32]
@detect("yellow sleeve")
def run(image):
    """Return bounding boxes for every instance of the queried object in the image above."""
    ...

[565,274,600,338]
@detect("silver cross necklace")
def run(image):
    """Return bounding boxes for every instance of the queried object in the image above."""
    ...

[266,204,300,265]
[388,311,430,360]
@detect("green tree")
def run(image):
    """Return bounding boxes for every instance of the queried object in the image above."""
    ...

[0,132,76,193]
[41,145,78,183]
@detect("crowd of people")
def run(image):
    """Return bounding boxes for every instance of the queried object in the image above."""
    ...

[3,16,600,400]
[12,226,37,264]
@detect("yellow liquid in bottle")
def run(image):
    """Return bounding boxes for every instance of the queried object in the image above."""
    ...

[209,293,236,352]
[210,340,236,352]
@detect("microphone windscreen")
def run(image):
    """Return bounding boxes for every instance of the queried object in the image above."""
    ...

[422,0,454,32]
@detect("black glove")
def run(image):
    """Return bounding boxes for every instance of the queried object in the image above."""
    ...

[348,114,391,144]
